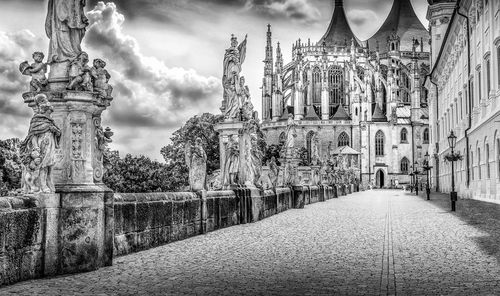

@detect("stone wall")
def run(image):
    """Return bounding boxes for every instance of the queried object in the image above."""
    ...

[0,196,44,286]
[113,186,340,257]
[0,185,345,286]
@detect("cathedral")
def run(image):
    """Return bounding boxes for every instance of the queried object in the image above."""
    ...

[260,0,431,188]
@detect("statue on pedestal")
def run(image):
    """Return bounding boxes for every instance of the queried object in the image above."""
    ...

[45,0,88,63]
[67,51,92,91]
[311,133,320,166]
[244,120,263,187]
[238,76,254,121]
[267,157,279,188]
[282,114,297,158]
[222,34,247,120]
[19,52,48,92]
[222,135,240,187]
[184,138,207,191]
[20,94,61,193]
[91,59,113,98]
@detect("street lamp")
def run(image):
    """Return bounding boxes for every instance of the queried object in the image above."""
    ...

[422,152,433,200]
[447,130,458,211]
[413,161,419,196]
[409,165,414,192]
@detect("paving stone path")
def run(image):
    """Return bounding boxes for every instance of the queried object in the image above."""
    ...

[2,190,500,295]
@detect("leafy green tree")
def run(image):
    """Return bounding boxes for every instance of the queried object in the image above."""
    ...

[0,138,22,196]
[103,150,171,193]
[160,113,223,190]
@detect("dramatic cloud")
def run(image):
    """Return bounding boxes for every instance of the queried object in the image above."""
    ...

[84,2,221,158]
[0,30,43,139]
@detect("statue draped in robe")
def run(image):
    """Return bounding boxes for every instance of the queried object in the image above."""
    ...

[20,94,61,193]
[185,138,207,191]
[222,34,247,117]
[45,0,88,63]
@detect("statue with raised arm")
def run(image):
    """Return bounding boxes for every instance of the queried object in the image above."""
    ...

[185,137,207,191]
[20,94,61,193]
[222,34,247,115]
[19,52,48,92]
[45,0,88,63]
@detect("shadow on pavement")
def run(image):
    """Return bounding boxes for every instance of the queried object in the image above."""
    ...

[403,189,500,264]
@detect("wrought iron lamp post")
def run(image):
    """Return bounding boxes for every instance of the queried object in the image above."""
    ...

[413,161,419,196]
[409,165,414,193]
[447,130,458,211]
[422,152,433,200]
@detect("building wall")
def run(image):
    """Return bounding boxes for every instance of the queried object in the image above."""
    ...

[427,0,500,202]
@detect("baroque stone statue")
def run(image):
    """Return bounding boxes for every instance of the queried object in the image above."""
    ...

[185,137,207,191]
[91,58,113,98]
[20,94,61,193]
[267,157,279,188]
[243,120,263,187]
[311,133,321,166]
[282,114,298,158]
[222,135,240,187]
[67,51,92,91]
[45,0,88,63]
[222,34,247,120]
[19,52,49,92]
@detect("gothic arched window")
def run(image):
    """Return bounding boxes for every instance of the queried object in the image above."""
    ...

[400,71,410,104]
[328,65,344,116]
[400,157,409,174]
[312,67,322,117]
[400,128,408,143]
[423,128,429,144]
[306,131,315,165]
[338,132,350,147]
[303,69,309,107]
[375,130,385,156]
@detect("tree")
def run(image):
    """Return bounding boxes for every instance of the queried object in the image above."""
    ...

[263,143,282,166]
[103,150,172,193]
[0,138,22,196]
[160,113,223,191]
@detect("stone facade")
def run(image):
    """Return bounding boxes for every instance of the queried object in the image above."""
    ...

[260,0,430,189]
[425,0,500,202]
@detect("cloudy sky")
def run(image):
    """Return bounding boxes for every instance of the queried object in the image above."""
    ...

[0,0,428,160]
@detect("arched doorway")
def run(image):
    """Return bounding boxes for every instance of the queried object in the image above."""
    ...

[376,170,385,188]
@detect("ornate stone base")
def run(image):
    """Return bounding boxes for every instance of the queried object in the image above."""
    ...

[56,184,113,274]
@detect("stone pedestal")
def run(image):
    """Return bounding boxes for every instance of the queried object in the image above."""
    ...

[23,90,113,275]
[292,185,305,209]
[215,121,243,188]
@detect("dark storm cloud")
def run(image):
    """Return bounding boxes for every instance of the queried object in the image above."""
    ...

[84,2,220,130]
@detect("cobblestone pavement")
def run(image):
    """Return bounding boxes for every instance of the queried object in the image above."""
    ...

[2,190,500,296]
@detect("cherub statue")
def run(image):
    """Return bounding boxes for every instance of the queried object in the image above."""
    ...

[184,137,207,191]
[19,51,48,92]
[67,51,92,91]
[91,58,113,98]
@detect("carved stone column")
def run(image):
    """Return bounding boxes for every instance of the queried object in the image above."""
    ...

[22,90,113,275]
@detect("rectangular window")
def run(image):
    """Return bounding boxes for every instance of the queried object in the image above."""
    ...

[478,70,482,103]
[486,58,491,95]
[497,47,500,87]
[469,78,474,109]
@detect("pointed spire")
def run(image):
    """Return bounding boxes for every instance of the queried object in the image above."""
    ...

[319,0,358,47]
[368,0,429,53]
[264,24,273,76]
[275,42,283,73]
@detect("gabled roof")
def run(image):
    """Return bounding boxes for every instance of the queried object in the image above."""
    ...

[304,105,320,120]
[331,105,351,120]
[333,146,360,155]
[367,0,429,53]
[319,0,359,47]
[372,105,387,122]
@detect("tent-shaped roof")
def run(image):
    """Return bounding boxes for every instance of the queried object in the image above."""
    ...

[366,0,429,53]
[319,0,359,47]
[332,145,360,155]
[372,105,387,122]
[331,105,351,120]
[304,105,321,120]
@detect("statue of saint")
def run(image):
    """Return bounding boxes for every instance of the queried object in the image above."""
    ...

[185,138,207,191]
[223,72,240,120]
[246,122,263,187]
[238,76,254,121]
[45,0,89,63]
[311,134,320,166]
[20,94,61,193]
[222,136,240,187]
[283,114,297,158]
[222,34,247,115]
[267,157,279,188]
